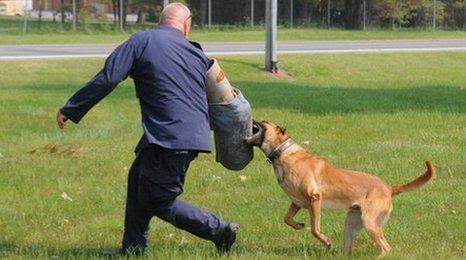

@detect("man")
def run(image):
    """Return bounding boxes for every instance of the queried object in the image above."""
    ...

[56,3,238,255]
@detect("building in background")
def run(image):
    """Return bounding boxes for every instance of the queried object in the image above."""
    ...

[0,0,28,16]
[0,0,138,22]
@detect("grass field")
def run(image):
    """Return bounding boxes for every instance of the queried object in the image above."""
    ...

[0,52,465,259]
[2,28,466,45]
[2,15,466,45]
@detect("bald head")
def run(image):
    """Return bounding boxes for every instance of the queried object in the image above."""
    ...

[160,3,192,37]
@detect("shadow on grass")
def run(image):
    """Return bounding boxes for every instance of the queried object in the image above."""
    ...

[238,82,466,115]
[8,81,465,115]
[220,58,264,71]
[0,241,120,258]
[0,240,377,258]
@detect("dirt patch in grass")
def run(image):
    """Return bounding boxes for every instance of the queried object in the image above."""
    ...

[27,144,86,157]
[267,69,294,80]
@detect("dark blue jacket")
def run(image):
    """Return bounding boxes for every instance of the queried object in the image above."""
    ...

[60,26,212,153]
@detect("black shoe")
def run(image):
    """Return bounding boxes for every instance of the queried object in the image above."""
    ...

[120,245,147,256]
[215,222,239,254]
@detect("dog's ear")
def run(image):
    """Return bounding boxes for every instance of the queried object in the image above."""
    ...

[278,126,286,134]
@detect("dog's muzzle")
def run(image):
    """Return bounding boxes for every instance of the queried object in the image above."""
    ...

[245,120,263,147]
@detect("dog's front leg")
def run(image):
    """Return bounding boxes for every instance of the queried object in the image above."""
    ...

[284,203,305,230]
[309,192,332,249]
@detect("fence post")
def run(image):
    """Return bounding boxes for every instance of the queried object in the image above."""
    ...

[251,0,254,27]
[119,0,124,30]
[327,0,331,28]
[290,0,293,28]
[363,0,367,30]
[208,0,212,29]
[433,0,437,30]
[22,1,28,34]
[72,0,76,31]
[464,3,466,30]
[265,0,278,73]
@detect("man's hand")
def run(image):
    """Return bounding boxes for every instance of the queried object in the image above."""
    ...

[56,111,68,129]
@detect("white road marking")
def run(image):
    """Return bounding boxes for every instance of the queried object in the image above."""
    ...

[0,46,465,60]
[0,54,109,60]
[208,46,466,56]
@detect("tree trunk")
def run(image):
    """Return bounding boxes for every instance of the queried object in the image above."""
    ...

[345,0,362,29]
[327,0,331,28]
[137,10,141,24]
[123,1,127,29]
[464,4,466,30]
[200,0,207,27]
[321,2,325,26]
[392,1,396,29]
[112,0,117,26]
[283,0,290,26]
[137,10,145,24]
[38,0,43,30]
[117,0,122,28]
[308,2,313,26]
[302,2,308,26]
[60,0,65,24]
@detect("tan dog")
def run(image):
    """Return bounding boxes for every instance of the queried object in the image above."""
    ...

[246,121,435,257]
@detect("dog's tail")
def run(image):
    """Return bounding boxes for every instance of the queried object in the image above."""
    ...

[391,161,436,197]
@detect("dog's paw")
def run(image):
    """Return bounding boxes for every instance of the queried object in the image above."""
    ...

[325,241,333,250]
[293,223,305,230]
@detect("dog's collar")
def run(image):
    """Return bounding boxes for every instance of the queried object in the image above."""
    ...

[267,139,294,164]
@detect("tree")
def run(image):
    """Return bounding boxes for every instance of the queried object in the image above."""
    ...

[344,0,363,29]
[60,0,66,25]
[38,0,44,30]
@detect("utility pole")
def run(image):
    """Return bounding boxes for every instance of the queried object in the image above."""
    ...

[363,0,367,30]
[163,0,168,7]
[119,0,123,30]
[433,0,437,30]
[251,0,254,27]
[265,0,278,73]
[290,0,293,28]
[208,0,212,29]
[327,0,331,28]
[72,0,76,31]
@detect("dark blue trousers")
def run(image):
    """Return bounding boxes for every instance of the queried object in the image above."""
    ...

[121,144,227,253]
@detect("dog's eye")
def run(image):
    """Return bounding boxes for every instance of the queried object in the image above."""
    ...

[278,126,286,134]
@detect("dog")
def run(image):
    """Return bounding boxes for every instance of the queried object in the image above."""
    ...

[246,120,435,257]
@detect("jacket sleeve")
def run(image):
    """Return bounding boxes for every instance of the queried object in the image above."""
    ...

[60,36,138,123]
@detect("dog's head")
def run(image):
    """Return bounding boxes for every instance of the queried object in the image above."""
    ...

[246,120,290,155]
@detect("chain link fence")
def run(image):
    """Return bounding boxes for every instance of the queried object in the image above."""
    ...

[0,0,465,33]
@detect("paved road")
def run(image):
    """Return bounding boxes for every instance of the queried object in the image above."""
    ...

[0,40,465,60]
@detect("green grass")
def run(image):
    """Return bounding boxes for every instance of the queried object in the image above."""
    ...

[1,15,466,44]
[2,28,466,45]
[0,52,465,259]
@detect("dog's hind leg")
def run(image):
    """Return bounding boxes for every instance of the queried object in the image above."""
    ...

[309,192,332,249]
[361,198,392,258]
[284,202,305,230]
[363,221,391,258]
[343,206,363,253]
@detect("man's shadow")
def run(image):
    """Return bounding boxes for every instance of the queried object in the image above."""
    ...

[0,241,120,258]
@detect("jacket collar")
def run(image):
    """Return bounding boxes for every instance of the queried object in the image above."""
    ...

[157,25,184,35]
